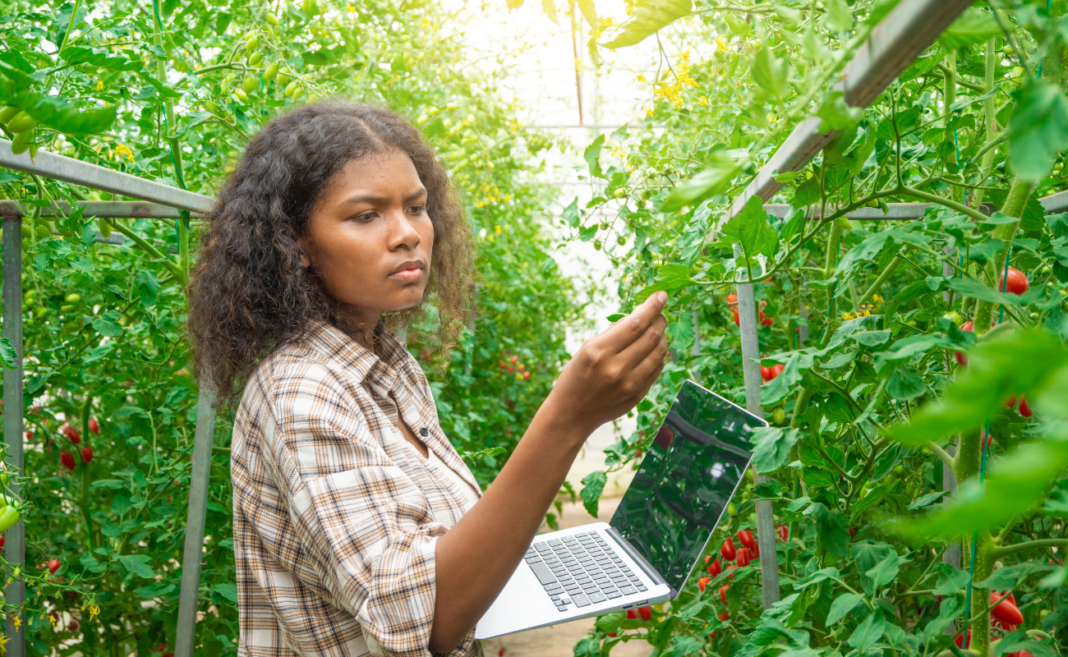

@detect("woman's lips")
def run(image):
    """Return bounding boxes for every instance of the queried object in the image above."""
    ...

[389,267,422,282]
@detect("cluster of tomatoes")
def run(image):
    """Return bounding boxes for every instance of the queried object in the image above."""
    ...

[498,352,531,381]
[725,295,774,328]
[58,418,98,472]
[604,605,653,637]
[954,591,1034,657]
[692,527,778,632]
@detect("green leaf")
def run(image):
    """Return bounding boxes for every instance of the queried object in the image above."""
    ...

[210,582,239,603]
[826,592,865,625]
[635,263,694,303]
[795,567,840,589]
[852,330,890,347]
[1007,77,1068,183]
[895,431,1068,539]
[602,0,692,48]
[576,0,598,30]
[823,0,853,32]
[595,612,625,634]
[584,134,605,179]
[660,151,740,212]
[815,90,863,133]
[975,561,1055,590]
[540,0,558,23]
[888,329,1068,446]
[865,552,900,588]
[847,611,885,652]
[117,554,156,579]
[751,427,799,474]
[721,196,778,259]
[580,470,607,518]
[938,8,1001,50]
[752,43,789,99]
[852,484,892,520]
[907,491,946,510]
[948,278,1022,307]
[562,197,579,227]
[672,636,705,656]
[887,367,925,401]
[0,338,16,369]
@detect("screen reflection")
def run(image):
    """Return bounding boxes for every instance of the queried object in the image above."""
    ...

[609,380,764,593]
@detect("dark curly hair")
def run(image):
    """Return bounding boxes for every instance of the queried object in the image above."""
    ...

[187,102,475,408]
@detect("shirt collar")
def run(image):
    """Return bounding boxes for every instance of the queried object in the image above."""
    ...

[298,320,410,392]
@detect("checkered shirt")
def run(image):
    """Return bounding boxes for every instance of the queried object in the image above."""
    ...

[232,320,484,657]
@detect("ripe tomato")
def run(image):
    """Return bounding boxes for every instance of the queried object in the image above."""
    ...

[849,528,856,540]
[726,294,738,304]
[990,592,1023,626]
[707,557,721,577]
[509,355,518,364]
[771,364,784,379]
[638,605,652,621]
[776,525,789,542]
[719,585,728,605]
[698,576,711,592]
[88,417,99,435]
[955,628,971,649]
[0,535,4,548]
[499,361,506,369]
[760,366,772,382]
[999,267,1028,295]
[736,547,751,567]
[81,446,94,464]
[737,530,755,550]
[60,450,76,472]
[1018,395,1032,418]
[522,371,530,380]
[720,537,736,561]
[725,564,737,580]
[718,610,730,622]
[47,559,60,574]
[507,366,514,374]
[625,609,638,620]
[955,320,974,366]
[731,308,740,327]
[60,422,81,445]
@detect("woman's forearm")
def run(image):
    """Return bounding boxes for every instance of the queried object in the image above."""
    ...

[428,395,592,653]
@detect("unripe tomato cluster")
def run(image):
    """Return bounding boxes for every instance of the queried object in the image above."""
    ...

[497,352,531,381]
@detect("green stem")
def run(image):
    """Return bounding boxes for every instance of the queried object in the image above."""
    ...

[898,186,988,223]
[80,396,95,553]
[992,538,1068,559]
[109,221,187,284]
[973,39,998,208]
[973,179,1035,332]
[971,537,994,655]
[857,254,902,308]
[59,0,82,52]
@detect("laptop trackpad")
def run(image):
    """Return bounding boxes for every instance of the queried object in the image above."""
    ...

[474,564,541,639]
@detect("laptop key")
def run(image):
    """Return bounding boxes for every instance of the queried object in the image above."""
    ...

[528,562,557,585]
[572,594,591,607]
[588,592,607,604]
[619,585,636,595]
[560,597,571,605]
[606,590,622,599]
[636,584,648,592]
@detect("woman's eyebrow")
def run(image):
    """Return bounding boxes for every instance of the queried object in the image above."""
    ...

[343,188,427,205]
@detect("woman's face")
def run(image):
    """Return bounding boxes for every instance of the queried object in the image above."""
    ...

[302,149,434,325]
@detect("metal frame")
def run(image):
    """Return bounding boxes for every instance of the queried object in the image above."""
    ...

[727,0,974,611]
[0,144,213,657]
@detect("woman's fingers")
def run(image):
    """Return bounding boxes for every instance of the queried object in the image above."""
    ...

[600,292,669,355]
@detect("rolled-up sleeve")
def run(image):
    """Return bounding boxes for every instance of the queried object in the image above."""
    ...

[265,364,456,657]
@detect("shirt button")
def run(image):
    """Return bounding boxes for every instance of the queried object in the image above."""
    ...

[419,428,429,437]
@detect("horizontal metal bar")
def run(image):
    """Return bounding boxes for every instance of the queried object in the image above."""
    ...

[0,140,212,214]
[1040,190,1068,214]
[764,201,1004,220]
[0,201,197,220]
[727,0,972,219]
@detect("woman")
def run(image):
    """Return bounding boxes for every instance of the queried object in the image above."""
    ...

[188,103,669,657]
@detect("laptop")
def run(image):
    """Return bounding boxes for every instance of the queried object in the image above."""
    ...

[475,379,766,639]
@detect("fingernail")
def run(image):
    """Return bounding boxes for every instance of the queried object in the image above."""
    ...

[657,291,667,303]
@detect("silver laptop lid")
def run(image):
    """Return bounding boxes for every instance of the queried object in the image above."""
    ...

[608,380,765,594]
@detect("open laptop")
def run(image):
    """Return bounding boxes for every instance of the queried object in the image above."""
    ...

[475,379,766,639]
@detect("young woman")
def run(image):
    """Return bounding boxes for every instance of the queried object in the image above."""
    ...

[188,103,669,657]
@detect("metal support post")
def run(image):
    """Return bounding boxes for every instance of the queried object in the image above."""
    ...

[174,383,217,657]
[734,247,781,609]
[3,217,25,657]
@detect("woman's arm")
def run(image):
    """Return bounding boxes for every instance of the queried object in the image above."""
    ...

[429,291,670,653]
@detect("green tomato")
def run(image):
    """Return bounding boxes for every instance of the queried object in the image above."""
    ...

[20,223,34,240]
[771,407,786,425]
[0,506,20,533]
[99,218,112,239]
[284,81,298,97]
[65,293,80,303]
[943,310,963,326]
[245,35,260,53]
[266,12,280,26]
[10,130,32,155]
[0,106,20,126]
[727,503,737,516]
[6,111,40,134]
[248,51,263,66]
[233,89,248,103]
[243,77,259,94]
[276,72,290,87]
[264,63,280,81]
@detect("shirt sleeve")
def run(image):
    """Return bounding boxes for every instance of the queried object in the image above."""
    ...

[263,362,470,657]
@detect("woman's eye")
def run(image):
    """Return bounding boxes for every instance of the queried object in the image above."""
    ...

[409,205,426,215]
[352,212,376,222]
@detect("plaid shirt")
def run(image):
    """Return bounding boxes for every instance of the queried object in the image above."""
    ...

[232,320,484,657]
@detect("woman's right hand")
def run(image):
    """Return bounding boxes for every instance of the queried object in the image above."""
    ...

[548,291,670,436]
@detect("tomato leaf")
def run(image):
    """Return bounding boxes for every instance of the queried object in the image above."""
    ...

[750,427,799,474]
[635,263,695,303]
[751,42,790,99]
[822,0,852,33]
[660,151,741,212]
[938,8,1001,50]
[117,554,156,579]
[721,196,779,260]
[826,592,865,625]
[0,338,16,370]
[602,0,692,49]
[584,134,605,179]
[865,552,900,588]
[580,470,607,518]
[1007,77,1068,183]
[975,561,1056,590]
[847,611,885,651]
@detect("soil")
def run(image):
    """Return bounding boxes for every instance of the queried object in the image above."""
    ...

[479,496,653,657]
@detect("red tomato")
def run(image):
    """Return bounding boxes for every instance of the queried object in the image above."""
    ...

[726,294,738,304]
[1018,395,1032,418]
[718,610,730,622]
[509,355,518,364]
[751,540,759,558]
[81,446,93,464]
[760,366,773,382]
[698,576,711,592]
[0,536,5,548]
[955,629,970,649]
[60,422,81,445]
[719,585,728,605]
[507,366,514,374]
[88,417,99,435]
[707,558,722,577]
[955,321,974,366]
[638,606,652,621]
[725,564,737,580]
[732,308,740,327]
[771,364,784,379]
[736,547,751,567]
[990,592,1023,626]
[720,538,736,561]
[983,431,993,451]
[849,528,856,540]
[499,361,506,369]
[999,267,1029,295]
[776,525,789,542]
[60,450,76,472]
[47,559,60,574]
[606,632,617,638]
[626,609,638,620]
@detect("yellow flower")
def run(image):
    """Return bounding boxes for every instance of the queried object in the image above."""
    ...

[716,37,730,51]
[842,312,854,320]
[679,49,691,63]
[89,605,100,621]
[345,3,355,11]
[494,225,501,235]
[49,614,57,628]
[114,143,135,163]
[636,74,647,82]
[646,108,654,118]
[95,80,104,91]
[12,616,20,630]
[698,96,709,106]
[872,294,884,304]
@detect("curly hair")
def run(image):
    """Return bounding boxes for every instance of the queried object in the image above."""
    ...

[187,102,475,408]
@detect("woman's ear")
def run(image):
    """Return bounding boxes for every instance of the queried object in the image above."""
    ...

[296,235,312,269]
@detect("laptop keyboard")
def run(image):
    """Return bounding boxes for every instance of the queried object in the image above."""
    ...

[523,530,648,612]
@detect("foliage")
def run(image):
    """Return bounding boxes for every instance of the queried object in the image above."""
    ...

[522,0,1068,654]
[0,0,587,653]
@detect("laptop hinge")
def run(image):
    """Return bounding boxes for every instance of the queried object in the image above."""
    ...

[606,526,670,592]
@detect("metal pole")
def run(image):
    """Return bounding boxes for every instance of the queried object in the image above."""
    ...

[0,200,197,220]
[733,246,781,609]
[3,217,25,657]
[174,382,217,657]
[0,141,212,214]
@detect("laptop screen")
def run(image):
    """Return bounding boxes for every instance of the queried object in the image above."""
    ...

[609,380,763,593]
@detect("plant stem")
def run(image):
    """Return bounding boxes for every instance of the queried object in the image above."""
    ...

[973,179,1034,332]
[991,538,1068,559]
[857,254,902,308]
[59,0,82,52]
